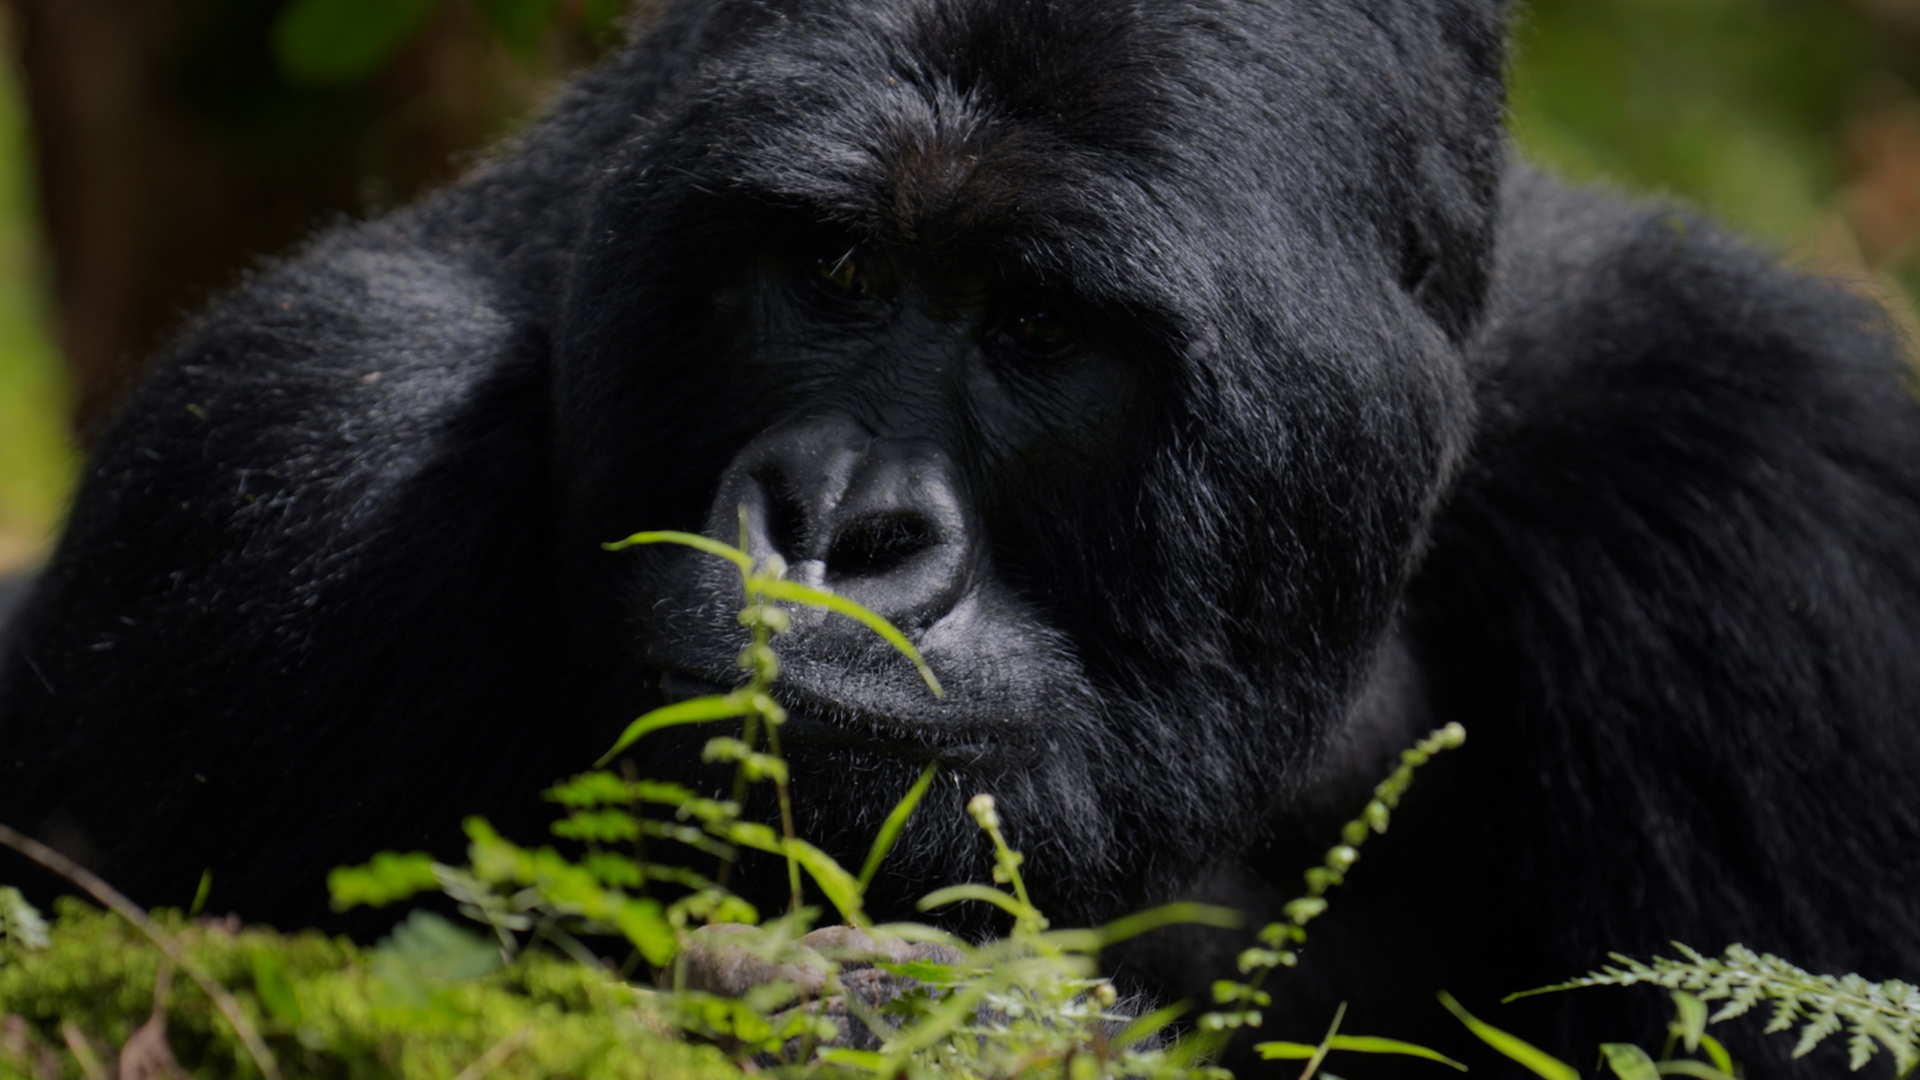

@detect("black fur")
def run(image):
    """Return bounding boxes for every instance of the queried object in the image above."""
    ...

[4,1,1918,1074]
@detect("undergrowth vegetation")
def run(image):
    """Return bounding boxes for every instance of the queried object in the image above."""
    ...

[3,526,1918,1079]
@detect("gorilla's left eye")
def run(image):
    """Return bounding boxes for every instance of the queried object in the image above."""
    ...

[1000,306,1078,359]
[816,249,869,297]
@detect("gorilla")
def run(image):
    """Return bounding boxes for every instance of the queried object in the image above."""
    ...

[5,0,1920,1073]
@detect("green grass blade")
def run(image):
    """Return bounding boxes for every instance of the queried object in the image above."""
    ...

[917,883,1027,919]
[1327,1036,1467,1070]
[858,761,938,892]
[754,578,943,697]
[596,693,750,766]
[602,530,754,574]
[1115,1001,1189,1051]
[1255,1042,1319,1060]
[1439,991,1578,1080]
[1095,901,1244,946]
[1655,1062,1737,1079]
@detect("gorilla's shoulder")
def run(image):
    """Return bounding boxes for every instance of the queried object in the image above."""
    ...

[1472,166,1919,456]
[74,223,545,548]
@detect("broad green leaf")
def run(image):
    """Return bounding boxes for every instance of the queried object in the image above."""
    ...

[602,530,753,574]
[784,837,864,923]
[1671,990,1708,1052]
[1327,1036,1467,1070]
[1439,991,1579,1080]
[251,952,302,1026]
[598,692,751,766]
[327,851,439,910]
[858,761,938,891]
[1599,1043,1662,1080]
[754,578,943,696]
[1256,1042,1319,1060]
[615,897,676,967]
[271,0,440,84]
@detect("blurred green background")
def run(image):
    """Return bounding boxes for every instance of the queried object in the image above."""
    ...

[4,0,1920,573]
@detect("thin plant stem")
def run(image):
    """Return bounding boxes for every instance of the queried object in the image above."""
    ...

[0,822,282,1080]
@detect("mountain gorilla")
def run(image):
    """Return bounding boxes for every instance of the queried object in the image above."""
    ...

[5,0,1920,1072]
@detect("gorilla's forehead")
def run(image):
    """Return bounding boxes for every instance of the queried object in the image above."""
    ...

[652,0,1425,310]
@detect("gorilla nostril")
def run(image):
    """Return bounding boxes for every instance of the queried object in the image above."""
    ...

[827,512,938,579]
[752,465,811,562]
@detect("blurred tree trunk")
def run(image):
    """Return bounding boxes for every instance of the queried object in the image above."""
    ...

[1,0,612,435]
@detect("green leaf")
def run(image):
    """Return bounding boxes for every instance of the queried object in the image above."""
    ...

[614,897,676,967]
[603,530,753,574]
[817,1049,887,1070]
[1671,990,1708,1052]
[1599,1043,1663,1080]
[373,911,500,986]
[1655,1062,1738,1079]
[1327,1036,1467,1070]
[0,886,49,951]
[1697,1034,1735,1076]
[327,851,439,910]
[783,837,864,923]
[1439,991,1579,1080]
[271,0,441,84]
[597,692,751,766]
[1094,901,1244,946]
[188,870,213,919]
[754,578,943,697]
[1256,1042,1319,1060]
[917,883,1028,919]
[858,761,938,891]
[251,952,302,1026]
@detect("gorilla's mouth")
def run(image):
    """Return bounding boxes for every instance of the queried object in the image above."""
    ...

[655,668,960,761]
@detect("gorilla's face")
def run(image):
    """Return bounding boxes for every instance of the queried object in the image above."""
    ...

[552,0,1500,923]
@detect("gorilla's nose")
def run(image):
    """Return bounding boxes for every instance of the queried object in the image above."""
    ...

[709,416,971,632]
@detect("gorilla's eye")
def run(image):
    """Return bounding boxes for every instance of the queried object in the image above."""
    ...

[816,249,868,297]
[1002,306,1078,358]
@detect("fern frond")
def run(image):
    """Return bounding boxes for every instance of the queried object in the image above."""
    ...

[1524,945,1920,1077]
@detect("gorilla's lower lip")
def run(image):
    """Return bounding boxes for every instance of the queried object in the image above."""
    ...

[654,668,946,759]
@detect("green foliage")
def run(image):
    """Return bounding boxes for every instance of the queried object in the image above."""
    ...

[271,0,441,84]
[1531,944,1920,1077]
[0,49,75,571]
[271,0,627,85]
[0,898,744,1080]
[0,887,48,958]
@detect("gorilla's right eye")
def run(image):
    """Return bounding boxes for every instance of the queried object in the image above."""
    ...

[814,249,869,298]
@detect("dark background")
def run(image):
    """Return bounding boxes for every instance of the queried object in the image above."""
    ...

[1,0,1918,571]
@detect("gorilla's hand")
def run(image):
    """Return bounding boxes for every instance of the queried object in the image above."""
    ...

[676,924,963,1051]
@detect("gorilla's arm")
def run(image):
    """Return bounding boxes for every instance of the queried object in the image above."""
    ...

[0,230,570,922]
